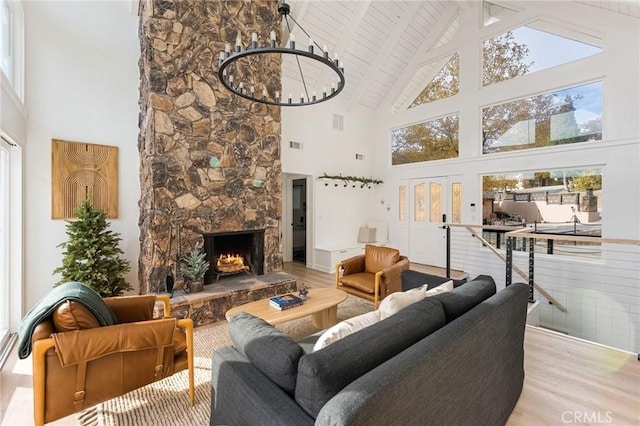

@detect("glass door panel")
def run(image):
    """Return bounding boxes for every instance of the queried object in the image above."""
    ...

[398,185,407,222]
[451,182,462,223]
[429,182,441,222]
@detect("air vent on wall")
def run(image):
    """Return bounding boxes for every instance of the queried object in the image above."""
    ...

[355,153,364,160]
[289,141,303,150]
[333,114,344,131]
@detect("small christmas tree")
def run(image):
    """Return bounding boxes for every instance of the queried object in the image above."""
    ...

[53,198,132,297]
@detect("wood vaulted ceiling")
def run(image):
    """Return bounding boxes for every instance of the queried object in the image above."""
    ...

[280,0,640,111]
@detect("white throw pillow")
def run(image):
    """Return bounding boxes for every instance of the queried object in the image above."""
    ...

[408,279,455,295]
[312,310,381,351]
[425,279,454,296]
[379,280,455,320]
[357,226,377,243]
[378,289,426,320]
[366,220,389,245]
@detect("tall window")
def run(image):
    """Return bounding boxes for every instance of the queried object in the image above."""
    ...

[392,114,459,165]
[0,0,23,99]
[482,81,602,154]
[0,0,12,83]
[0,142,9,345]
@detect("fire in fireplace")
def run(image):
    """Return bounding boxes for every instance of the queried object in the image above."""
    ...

[203,230,265,283]
[216,253,249,273]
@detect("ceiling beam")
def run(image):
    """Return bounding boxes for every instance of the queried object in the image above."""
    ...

[317,0,371,93]
[347,1,423,110]
[285,0,311,45]
[381,2,459,110]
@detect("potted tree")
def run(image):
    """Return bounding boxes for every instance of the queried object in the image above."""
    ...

[180,246,210,293]
[53,198,132,297]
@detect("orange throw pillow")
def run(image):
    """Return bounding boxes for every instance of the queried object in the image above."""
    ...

[53,300,101,332]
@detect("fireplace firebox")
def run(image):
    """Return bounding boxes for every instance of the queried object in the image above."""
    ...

[203,230,265,283]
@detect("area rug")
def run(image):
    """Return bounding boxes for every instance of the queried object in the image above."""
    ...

[77,296,373,426]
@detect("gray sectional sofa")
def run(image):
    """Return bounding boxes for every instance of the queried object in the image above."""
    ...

[210,275,529,425]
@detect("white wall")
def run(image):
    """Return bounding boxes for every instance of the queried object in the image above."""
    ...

[23,1,140,308]
[281,98,385,262]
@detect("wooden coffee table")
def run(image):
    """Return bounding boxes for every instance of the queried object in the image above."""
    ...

[225,288,348,329]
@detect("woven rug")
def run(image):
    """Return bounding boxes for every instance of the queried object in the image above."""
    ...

[77,296,372,426]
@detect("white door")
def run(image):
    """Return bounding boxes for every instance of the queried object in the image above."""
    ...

[409,177,449,267]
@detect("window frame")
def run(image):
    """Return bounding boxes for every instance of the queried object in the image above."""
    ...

[0,0,24,101]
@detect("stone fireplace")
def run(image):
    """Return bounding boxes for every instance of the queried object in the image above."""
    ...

[137,0,283,295]
[203,229,265,283]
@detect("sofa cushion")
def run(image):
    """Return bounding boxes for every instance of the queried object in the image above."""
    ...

[312,310,381,351]
[401,269,466,291]
[228,312,304,394]
[53,300,102,332]
[339,272,375,293]
[429,275,496,323]
[295,298,446,418]
[364,244,399,274]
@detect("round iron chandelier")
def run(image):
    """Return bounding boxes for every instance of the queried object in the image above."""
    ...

[217,2,345,107]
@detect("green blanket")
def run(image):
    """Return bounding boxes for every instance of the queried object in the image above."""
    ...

[17,282,118,359]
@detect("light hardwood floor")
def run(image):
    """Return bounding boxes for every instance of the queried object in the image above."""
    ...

[2,263,638,425]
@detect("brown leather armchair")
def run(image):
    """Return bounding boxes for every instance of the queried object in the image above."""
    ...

[31,294,194,426]
[335,244,410,309]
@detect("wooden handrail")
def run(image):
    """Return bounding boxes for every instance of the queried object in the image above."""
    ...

[445,223,640,246]
[463,226,567,313]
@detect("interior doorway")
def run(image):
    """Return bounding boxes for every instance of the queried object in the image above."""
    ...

[292,178,307,263]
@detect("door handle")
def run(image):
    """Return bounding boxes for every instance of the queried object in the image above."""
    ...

[442,213,447,223]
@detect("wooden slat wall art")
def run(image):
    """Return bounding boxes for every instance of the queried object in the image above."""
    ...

[51,139,118,219]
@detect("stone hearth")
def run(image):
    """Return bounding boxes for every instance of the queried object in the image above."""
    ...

[167,272,297,327]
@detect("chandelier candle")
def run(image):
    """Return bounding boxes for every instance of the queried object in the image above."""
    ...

[217,2,345,106]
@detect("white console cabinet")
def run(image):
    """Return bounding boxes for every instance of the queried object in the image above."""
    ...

[314,245,365,273]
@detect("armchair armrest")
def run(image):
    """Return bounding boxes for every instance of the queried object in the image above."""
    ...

[341,254,365,276]
[33,338,56,426]
[380,257,411,295]
[51,318,177,367]
[335,254,366,289]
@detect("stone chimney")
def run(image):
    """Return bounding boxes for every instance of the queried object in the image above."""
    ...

[137,0,282,294]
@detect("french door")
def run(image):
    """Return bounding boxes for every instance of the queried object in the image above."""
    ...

[409,177,449,267]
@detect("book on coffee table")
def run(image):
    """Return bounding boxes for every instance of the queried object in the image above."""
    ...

[270,294,304,310]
